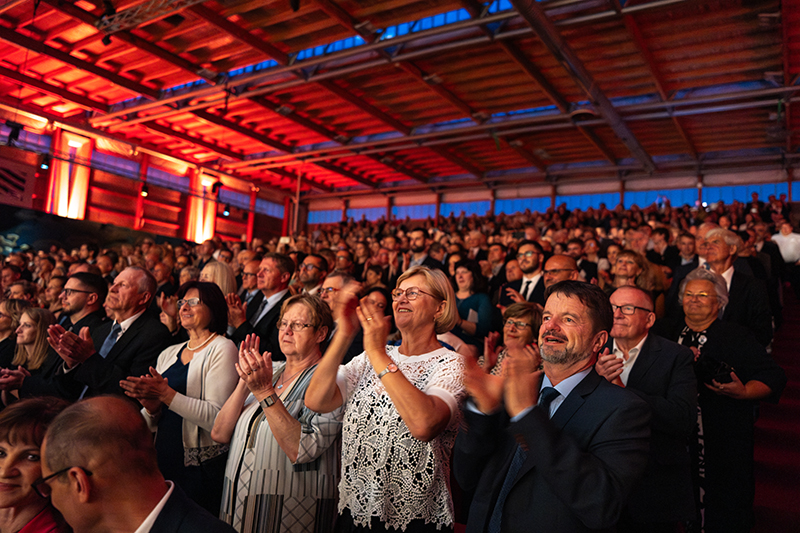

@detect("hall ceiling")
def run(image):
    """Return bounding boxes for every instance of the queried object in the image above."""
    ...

[0,0,797,199]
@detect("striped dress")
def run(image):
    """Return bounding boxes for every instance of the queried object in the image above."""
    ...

[220,363,344,533]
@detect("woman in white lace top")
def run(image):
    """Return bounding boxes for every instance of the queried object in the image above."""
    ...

[306,266,466,532]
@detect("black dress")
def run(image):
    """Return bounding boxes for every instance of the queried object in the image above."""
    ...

[155,347,228,516]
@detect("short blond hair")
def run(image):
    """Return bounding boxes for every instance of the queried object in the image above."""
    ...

[396,266,459,334]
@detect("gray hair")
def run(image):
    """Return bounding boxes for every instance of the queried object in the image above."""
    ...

[678,267,729,308]
[705,228,742,255]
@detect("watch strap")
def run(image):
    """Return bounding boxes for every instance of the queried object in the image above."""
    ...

[377,363,398,379]
[260,393,279,409]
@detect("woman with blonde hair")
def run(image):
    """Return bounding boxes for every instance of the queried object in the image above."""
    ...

[200,260,237,296]
[306,266,466,532]
[0,308,56,405]
[0,299,32,370]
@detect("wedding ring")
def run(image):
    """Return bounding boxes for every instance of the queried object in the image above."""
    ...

[366,317,373,321]
[247,371,252,375]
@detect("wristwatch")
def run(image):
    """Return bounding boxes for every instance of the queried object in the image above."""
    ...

[260,393,279,409]
[377,362,399,379]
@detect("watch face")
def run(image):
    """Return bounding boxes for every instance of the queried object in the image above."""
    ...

[387,363,398,373]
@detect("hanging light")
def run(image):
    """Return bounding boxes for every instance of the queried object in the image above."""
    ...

[141,184,149,197]
[223,204,231,217]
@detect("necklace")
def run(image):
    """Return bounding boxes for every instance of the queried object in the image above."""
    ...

[276,367,307,389]
[187,332,216,351]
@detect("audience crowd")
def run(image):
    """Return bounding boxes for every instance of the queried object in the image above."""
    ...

[0,192,793,533]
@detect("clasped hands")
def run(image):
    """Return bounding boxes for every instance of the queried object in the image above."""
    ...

[120,367,175,415]
[47,325,96,368]
[464,343,543,418]
[0,366,30,391]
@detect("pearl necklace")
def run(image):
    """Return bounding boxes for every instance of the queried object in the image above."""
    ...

[187,332,216,351]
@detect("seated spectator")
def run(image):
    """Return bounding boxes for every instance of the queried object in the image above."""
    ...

[40,396,236,533]
[1,308,56,405]
[0,397,71,533]
[478,302,543,375]
[0,299,32,369]
[212,295,342,533]
[6,281,37,304]
[42,275,67,317]
[121,281,238,514]
[200,261,237,296]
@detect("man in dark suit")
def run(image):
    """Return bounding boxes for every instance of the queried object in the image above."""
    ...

[596,286,697,531]
[455,281,651,533]
[498,240,546,308]
[405,227,445,272]
[42,396,235,533]
[47,266,171,400]
[665,232,700,318]
[227,252,294,360]
[705,228,772,347]
[566,238,598,282]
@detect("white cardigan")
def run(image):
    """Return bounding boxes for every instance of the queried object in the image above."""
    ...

[143,335,239,460]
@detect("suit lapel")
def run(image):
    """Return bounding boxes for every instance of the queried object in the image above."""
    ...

[549,370,601,430]
[627,334,658,387]
[105,315,143,361]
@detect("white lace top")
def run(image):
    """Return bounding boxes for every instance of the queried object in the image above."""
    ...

[335,345,465,530]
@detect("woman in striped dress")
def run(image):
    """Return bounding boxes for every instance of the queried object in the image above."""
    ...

[212,294,343,533]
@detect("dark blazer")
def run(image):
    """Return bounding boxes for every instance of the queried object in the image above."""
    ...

[229,290,291,361]
[151,484,236,533]
[51,311,171,400]
[498,276,545,307]
[577,258,598,282]
[454,370,651,533]
[606,334,697,524]
[724,270,772,347]
[664,257,699,318]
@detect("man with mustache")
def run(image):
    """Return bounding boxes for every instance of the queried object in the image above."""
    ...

[455,280,651,533]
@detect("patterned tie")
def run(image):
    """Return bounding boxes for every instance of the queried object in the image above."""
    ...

[98,322,122,359]
[487,386,561,533]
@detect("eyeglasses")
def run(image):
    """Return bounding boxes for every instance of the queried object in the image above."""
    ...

[610,304,653,315]
[61,288,93,297]
[516,251,537,259]
[300,263,322,271]
[683,291,716,301]
[504,319,532,329]
[32,466,93,498]
[278,320,314,332]
[320,287,339,294]
[177,298,201,308]
[242,272,257,278]
[391,287,440,301]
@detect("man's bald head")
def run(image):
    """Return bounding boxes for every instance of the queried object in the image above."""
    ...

[543,254,579,288]
[44,396,158,477]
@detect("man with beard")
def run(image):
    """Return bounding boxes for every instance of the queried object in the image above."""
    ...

[405,227,444,271]
[296,254,328,296]
[455,281,650,533]
[498,240,546,308]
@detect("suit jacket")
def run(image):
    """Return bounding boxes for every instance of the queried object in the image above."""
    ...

[229,290,291,361]
[51,311,171,400]
[724,270,772,347]
[151,484,236,533]
[606,334,697,523]
[454,370,651,533]
[498,276,545,307]
[577,258,598,282]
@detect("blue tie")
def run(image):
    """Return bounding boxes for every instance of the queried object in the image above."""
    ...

[79,323,122,400]
[487,386,561,533]
[98,322,122,359]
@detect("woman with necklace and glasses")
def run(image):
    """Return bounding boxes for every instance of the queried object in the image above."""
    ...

[120,281,238,515]
[306,266,465,533]
[0,397,71,533]
[478,302,543,376]
[211,294,342,533]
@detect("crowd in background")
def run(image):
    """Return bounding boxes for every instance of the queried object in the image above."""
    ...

[0,191,794,533]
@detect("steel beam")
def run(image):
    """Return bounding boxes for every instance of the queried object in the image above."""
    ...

[0,65,109,113]
[143,121,244,161]
[509,0,656,173]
